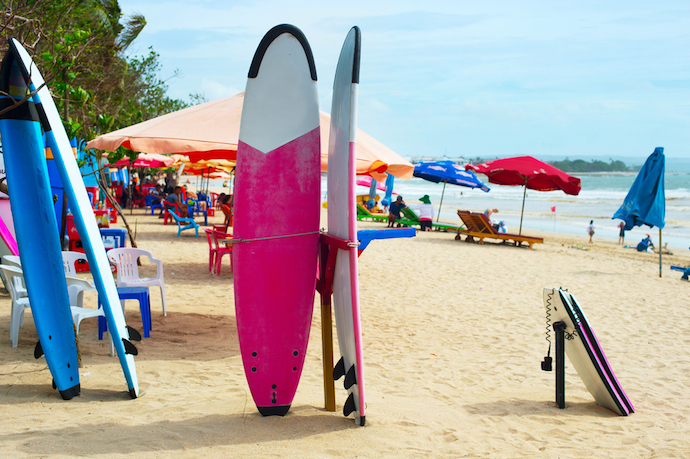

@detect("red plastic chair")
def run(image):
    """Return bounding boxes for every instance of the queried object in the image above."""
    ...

[163,201,182,225]
[211,229,233,275]
[204,229,217,274]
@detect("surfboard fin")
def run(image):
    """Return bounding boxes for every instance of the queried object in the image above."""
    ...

[122,338,138,356]
[127,326,142,342]
[343,392,356,417]
[333,357,345,381]
[34,340,44,359]
[344,364,357,390]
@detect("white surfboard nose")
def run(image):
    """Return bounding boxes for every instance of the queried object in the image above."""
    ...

[240,29,320,154]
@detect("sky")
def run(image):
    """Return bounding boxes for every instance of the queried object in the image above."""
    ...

[117,0,690,162]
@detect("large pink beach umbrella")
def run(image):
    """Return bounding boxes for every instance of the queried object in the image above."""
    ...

[466,156,581,234]
[86,92,413,180]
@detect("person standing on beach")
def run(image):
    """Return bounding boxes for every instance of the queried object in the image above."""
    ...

[618,221,626,245]
[587,220,595,243]
[409,195,434,232]
[388,195,406,228]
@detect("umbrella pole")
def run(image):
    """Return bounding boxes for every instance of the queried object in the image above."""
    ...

[659,227,662,278]
[519,184,527,235]
[437,181,447,222]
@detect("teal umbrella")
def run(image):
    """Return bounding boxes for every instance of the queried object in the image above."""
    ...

[613,147,665,276]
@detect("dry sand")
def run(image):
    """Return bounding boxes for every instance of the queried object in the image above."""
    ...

[1,203,690,458]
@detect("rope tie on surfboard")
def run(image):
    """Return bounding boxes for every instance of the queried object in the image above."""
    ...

[224,230,322,244]
[225,228,361,247]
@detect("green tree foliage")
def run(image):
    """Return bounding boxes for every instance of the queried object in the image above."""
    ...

[548,158,636,173]
[1,0,189,161]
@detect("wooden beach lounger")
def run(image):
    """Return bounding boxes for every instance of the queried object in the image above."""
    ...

[455,210,543,249]
[398,207,460,232]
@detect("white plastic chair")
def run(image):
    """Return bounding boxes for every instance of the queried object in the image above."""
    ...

[2,255,25,297]
[0,265,30,348]
[62,251,96,308]
[108,247,166,316]
[64,276,102,334]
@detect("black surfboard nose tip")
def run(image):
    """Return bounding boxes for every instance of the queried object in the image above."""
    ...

[257,405,291,417]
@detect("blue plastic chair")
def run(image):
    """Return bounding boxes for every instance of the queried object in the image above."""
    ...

[145,195,163,215]
[169,210,199,238]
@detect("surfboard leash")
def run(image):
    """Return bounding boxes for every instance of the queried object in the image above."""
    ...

[542,289,555,371]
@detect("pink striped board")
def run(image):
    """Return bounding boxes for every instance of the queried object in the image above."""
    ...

[327,26,366,426]
[543,288,633,415]
[233,24,321,416]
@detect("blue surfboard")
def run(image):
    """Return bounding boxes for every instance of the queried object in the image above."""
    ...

[0,47,80,399]
[7,38,141,398]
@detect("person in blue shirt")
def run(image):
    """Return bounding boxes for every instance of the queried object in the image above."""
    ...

[387,195,406,228]
[637,234,654,252]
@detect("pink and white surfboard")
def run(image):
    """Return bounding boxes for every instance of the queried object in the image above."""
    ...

[233,24,321,416]
[327,26,366,426]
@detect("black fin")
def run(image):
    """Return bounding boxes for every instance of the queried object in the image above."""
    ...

[343,392,356,417]
[333,357,345,380]
[52,379,56,390]
[359,415,366,426]
[344,364,357,389]
[59,384,80,400]
[127,326,142,342]
[122,338,138,356]
[34,340,43,359]
[258,405,291,416]
[129,388,137,399]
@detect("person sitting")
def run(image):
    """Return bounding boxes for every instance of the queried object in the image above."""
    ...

[484,208,501,230]
[636,234,654,252]
[184,185,207,210]
[164,186,188,218]
[387,196,406,228]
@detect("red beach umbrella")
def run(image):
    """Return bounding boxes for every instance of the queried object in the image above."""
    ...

[466,156,581,234]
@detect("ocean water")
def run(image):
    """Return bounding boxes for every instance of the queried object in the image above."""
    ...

[348,173,690,251]
[204,172,690,251]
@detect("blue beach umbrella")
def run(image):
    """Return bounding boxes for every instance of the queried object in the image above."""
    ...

[413,160,490,221]
[612,147,665,276]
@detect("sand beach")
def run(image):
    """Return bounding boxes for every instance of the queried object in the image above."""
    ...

[1,202,690,458]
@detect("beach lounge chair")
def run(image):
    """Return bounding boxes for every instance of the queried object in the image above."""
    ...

[169,210,200,238]
[356,203,388,222]
[455,210,544,249]
[398,207,460,232]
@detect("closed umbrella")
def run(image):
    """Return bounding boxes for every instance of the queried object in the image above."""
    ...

[613,147,665,277]
[466,156,581,234]
[414,160,490,221]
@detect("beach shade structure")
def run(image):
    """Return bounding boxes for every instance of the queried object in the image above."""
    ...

[414,160,490,221]
[108,152,175,169]
[466,156,581,234]
[612,147,665,277]
[86,91,413,180]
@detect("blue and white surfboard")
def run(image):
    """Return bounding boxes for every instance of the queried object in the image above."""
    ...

[8,38,140,398]
[0,45,80,399]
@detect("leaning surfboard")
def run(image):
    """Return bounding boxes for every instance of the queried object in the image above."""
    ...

[543,288,633,415]
[0,47,80,399]
[326,26,366,426]
[8,39,140,398]
[233,24,321,415]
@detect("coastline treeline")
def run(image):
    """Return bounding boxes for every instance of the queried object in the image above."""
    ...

[548,159,641,173]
